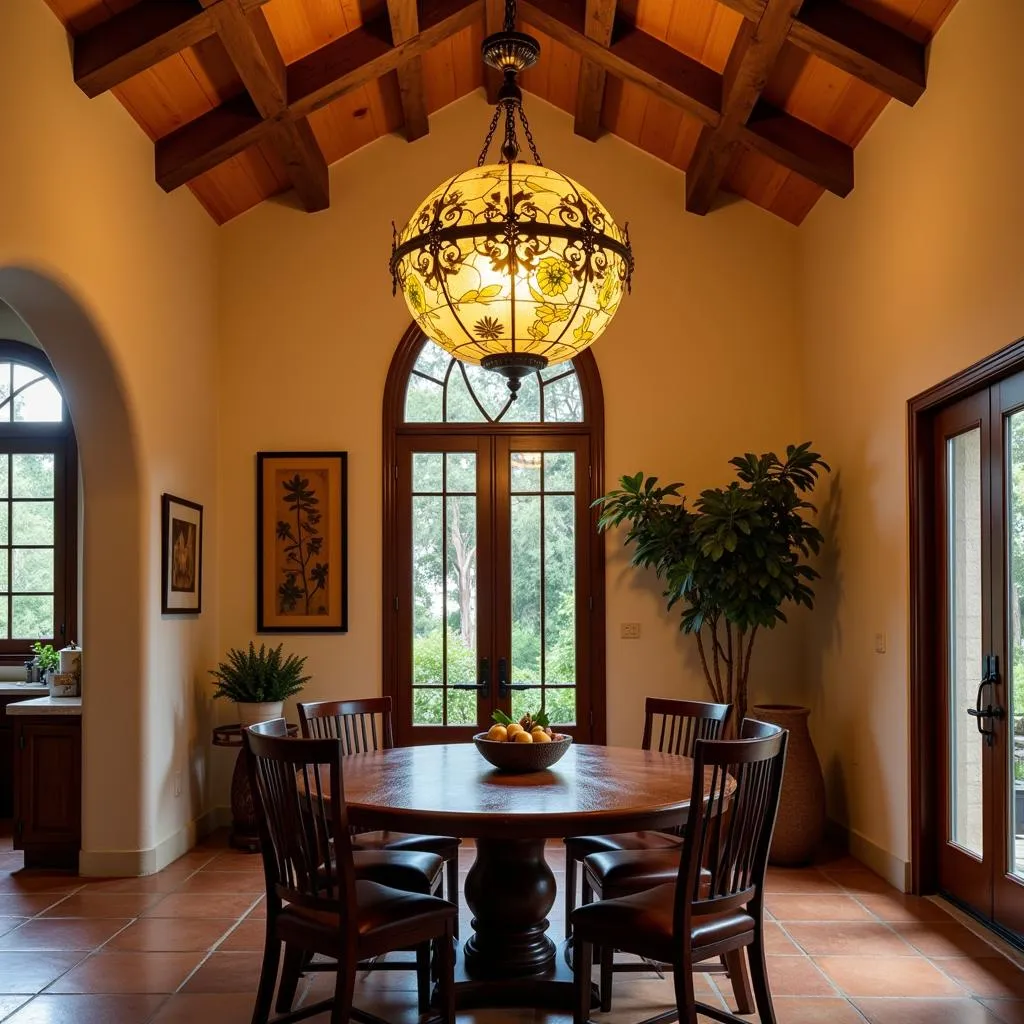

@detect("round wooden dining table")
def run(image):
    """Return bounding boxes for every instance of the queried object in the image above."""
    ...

[339,741,696,1008]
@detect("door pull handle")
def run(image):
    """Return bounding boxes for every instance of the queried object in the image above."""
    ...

[967,653,1004,747]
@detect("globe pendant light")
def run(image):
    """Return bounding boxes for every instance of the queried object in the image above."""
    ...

[390,0,634,397]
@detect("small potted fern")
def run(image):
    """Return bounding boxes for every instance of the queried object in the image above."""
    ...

[209,641,310,727]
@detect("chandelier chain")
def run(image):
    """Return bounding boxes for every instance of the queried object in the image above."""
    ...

[503,0,516,32]
[477,105,502,166]
[517,105,543,165]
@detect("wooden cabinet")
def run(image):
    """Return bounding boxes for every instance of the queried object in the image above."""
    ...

[13,715,81,869]
[0,695,44,820]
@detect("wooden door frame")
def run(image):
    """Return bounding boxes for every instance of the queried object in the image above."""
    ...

[910,337,1024,895]
[381,324,608,744]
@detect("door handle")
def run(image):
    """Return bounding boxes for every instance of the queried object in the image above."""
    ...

[967,653,1004,747]
[449,657,490,699]
[497,658,542,699]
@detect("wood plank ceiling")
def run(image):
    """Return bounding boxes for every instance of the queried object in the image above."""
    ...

[42,0,958,225]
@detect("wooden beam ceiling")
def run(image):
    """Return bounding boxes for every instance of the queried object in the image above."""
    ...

[573,0,616,141]
[63,0,936,221]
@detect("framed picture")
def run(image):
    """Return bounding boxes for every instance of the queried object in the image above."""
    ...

[161,494,203,614]
[257,451,348,633]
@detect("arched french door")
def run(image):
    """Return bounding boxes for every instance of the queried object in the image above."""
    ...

[383,326,606,746]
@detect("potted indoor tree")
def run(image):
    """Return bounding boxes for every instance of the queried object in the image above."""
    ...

[209,641,310,727]
[596,443,830,864]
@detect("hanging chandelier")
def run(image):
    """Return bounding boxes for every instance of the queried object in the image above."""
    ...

[390,0,634,397]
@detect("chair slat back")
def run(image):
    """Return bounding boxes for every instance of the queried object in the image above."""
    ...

[641,697,732,755]
[243,719,357,921]
[297,697,394,753]
[676,730,788,930]
[740,717,782,741]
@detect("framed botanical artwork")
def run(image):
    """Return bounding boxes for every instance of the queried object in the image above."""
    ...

[256,451,348,633]
[161,494,203,614]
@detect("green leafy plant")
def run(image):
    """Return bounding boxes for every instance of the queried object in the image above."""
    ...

[596,443,830,724]
[493,708,550,728]
[30,642,59,674]
[209,641,311,703]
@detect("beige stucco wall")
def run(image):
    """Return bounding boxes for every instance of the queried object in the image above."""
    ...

[800,0,1024,875]
[217,91,807,753]
[0,0,221,869]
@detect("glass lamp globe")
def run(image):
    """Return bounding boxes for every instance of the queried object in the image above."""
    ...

[391,161,632,393]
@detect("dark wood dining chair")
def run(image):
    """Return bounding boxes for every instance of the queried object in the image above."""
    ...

[563,697,732,936]
[571,723,788,1024]
[298,696,462,933]
[580,718,783,1011]
[243,719,456,1024]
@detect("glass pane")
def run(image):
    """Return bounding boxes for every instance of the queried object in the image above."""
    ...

[11,594,52,639]
[1008,411,1024,876]
[497,373,540,423]
[12,366,61,422]
[543,371,583,422]
[545,452,575,492]
[511,494,541,722]
[445,366,487,423]
[413,453,442,493]
[463,364,514,422]
[0,550,8,593]
[545,494,576,696]
[12,454,54,498]
[511,452,542,492]
[0,598,9,639]
[412,494,443,727]
[413,340,451,380]
[0,504,8,546]
[947,428,984,858]
[0,365,11,422]
[446,452,475,494]
[446,494,477,725]
[405,374,443,423]
[0,455,8,498]
[413,688,443,725]
[13,548,52,593]
[12,502,53,545]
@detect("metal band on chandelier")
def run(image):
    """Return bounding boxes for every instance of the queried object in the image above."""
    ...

[389,0,634,397]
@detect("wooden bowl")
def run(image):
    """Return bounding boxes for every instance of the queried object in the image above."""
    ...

[472,732,573,773]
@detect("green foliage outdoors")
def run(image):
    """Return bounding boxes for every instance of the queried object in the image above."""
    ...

[596,443,830,724]
[1009,415,1024,783]
[209,641,310,703]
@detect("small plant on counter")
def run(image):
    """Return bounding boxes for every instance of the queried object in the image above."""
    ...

[30,642,60,675]
[209,641,310,703]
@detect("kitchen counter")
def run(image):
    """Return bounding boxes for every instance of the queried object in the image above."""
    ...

[7,696,82,716]
[0,684,49,696]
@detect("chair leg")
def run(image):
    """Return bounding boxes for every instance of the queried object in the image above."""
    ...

[671,955,699,1024]
[747,932,777,1024]
[599,944,613,1012]
[572,934,593,1024]
[438,922,456,1024]
[416,942,431,1014]
[446,855,460,939]
[724,948,755,1015]
[565,852,577,939]
[330,960,357,1024]
[251,929,282,1024]
[274,943,305,1014]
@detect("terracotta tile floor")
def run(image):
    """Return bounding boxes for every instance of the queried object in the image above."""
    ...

[0,831,1023,1022]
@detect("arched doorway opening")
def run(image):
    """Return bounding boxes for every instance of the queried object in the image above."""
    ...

[383,325,606,746]
[0,268,144,868]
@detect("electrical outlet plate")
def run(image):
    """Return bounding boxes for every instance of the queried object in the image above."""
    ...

[621,622,641,639]
[874,632,886,654]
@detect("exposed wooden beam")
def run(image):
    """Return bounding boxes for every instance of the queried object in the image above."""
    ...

[387,0,430,141]
[156,0,481,193]
[790,0,926,106]
[716,0,926,105]
[520,0,721,126]
[484,0,504,104]
[573,0,616,141]
[741,101,853,195]
[200,0,328,211]
[72,0,271,98]
[685,0,804,215]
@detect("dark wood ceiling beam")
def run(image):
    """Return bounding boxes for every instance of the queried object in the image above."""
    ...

[716,0,926,104]
[156,0,480,193]
[573,0,616,141]
[740,100,853,195]
[72,0,271,98]
[386,0,430,141]
[200,0,328,211]
[520,0,721,126]
[685,0,804,215]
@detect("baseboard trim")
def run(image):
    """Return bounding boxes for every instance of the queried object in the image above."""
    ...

[79,806,231,877]
[827,818,911,892]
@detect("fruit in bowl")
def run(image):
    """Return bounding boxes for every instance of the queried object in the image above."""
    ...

[474,710,572,772]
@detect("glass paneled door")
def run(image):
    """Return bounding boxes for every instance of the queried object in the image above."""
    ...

[393,434,595,745]
[934,377,1024,935]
